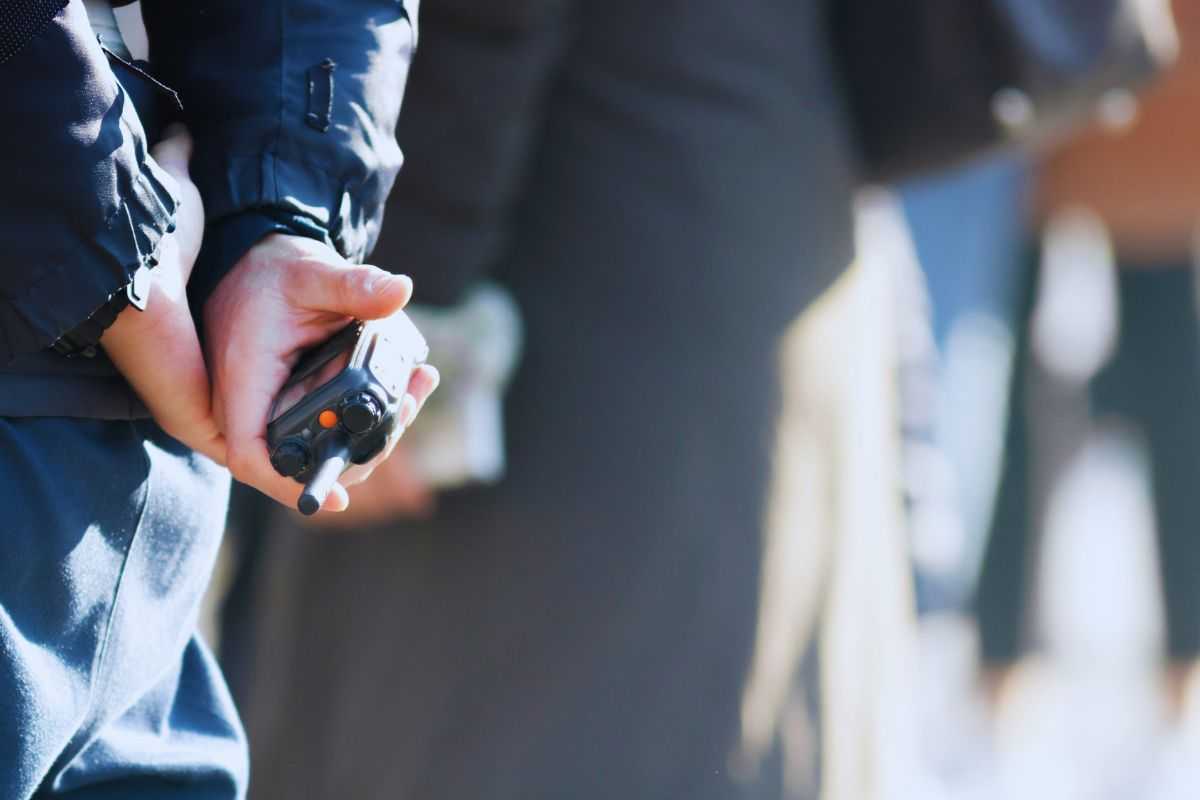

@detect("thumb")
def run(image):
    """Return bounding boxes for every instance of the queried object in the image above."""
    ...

[290,260,413,320]
[150,124,204,276]
[150,123,194,181]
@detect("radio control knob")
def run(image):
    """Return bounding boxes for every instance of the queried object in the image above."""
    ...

[271,440,310,478]
[341,393,382,435]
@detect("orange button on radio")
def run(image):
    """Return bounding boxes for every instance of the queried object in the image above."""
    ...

[318,409,339,429]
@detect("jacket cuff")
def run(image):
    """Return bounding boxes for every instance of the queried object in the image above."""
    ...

[192,152,388,263]
[0,158,179,364]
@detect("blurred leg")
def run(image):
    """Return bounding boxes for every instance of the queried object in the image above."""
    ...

[973,252,1041,677]
[1090,265,1200,718]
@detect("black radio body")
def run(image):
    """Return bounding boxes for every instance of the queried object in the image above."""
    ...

[267,312,429,514]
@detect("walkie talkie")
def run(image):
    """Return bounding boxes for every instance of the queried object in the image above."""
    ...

[267,312,429,515]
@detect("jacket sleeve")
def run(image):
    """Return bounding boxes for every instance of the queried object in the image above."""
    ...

[140,0,418,313]
[0,0,179,364]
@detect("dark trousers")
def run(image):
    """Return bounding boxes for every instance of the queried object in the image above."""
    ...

[977,261,1200,664]
[0,418,245,799]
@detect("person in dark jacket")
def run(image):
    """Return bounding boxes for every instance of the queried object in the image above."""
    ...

[221,1,1173,798]
[0,2,435,798]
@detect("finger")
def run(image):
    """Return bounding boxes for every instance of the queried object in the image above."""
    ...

[339,457,382,489]
[213,328,305,505]
[103,291,226,464]
[407,364,440,411]
[323,486,433,528]
[398,394,419,429]
[338,428,402,487]
[212,343,287,479]
[314,452,433,529]
[149,125,204,272]
[287,261,413,320]
[330,363,440,495]
[394,364,441,430]
[212,313,356,513]
[229,436,351,513]
[149,124,194,179]
[328,482,350,511]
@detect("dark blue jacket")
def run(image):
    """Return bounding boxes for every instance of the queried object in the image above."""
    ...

[0,0,415,417]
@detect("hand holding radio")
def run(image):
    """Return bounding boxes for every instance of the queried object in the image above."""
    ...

[204,233,438,513]
[266,313,432,514]
[102,125,226,464]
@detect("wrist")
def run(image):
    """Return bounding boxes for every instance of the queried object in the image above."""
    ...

[56,263,155,358]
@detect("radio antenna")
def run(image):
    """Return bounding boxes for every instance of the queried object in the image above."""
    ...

[298,434,351,515]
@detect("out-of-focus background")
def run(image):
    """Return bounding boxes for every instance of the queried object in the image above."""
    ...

[114,0,1200,797]
[888,5,1200,795]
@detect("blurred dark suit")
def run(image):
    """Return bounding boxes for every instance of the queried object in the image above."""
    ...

[220,1,1166,797]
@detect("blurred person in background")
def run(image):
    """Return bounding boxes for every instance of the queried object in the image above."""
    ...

[897,1,1200,794]
[975,0,1200,748]
[218,2,1173,798]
